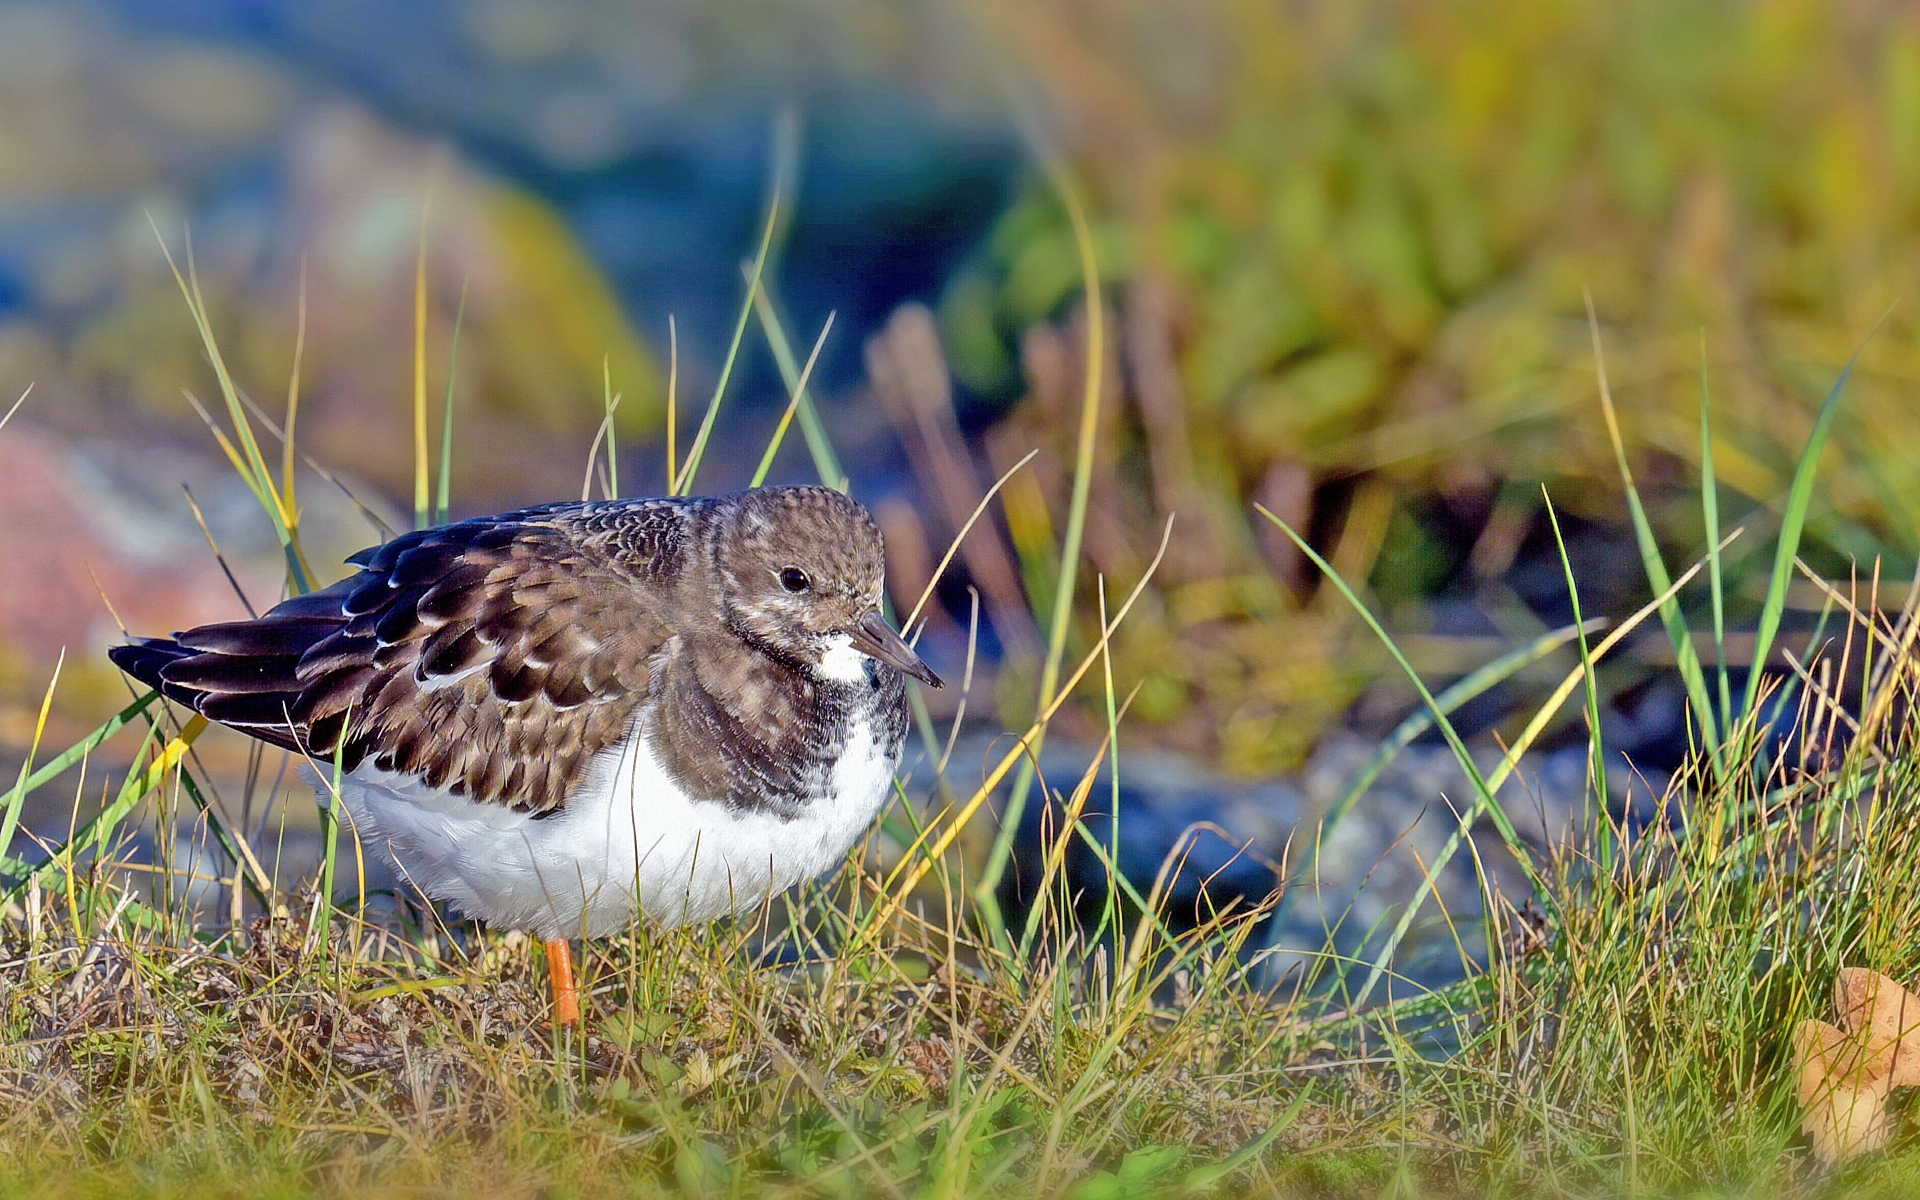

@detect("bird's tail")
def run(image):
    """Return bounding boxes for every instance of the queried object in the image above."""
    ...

[108,638,194,699]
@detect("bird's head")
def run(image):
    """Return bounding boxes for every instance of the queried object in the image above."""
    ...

[714,486,941,689]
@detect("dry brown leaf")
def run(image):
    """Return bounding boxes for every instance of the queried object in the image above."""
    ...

[1795,1018,1896,1162]
[1795,969,1920,1162]
[1834,968,1920,1090]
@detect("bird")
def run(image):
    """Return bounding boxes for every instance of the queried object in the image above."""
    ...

[109,485,941,1025]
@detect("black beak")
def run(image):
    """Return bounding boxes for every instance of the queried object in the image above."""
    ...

[850,611,943,688]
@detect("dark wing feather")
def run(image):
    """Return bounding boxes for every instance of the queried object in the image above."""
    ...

[109,499,689,814]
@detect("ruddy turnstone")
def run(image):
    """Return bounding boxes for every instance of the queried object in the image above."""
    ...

[110,485,941,1024]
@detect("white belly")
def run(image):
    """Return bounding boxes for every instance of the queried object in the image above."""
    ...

[327,714,898,940]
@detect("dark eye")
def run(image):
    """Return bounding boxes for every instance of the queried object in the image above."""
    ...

[779,567,811,593]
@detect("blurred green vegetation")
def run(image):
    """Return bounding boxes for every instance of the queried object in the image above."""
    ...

[929,0,1920,769]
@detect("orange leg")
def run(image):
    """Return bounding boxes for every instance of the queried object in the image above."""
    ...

[546,937,581,1027]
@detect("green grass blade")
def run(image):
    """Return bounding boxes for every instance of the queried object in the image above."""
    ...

[664,316,679,488]
[1,692,265,911]
[750,312,834,488]
[0,653,65,881]
[1299,972,1496,1038]
[674,185,784,496]
[149,217,310,592]
[143,715,273,910]
[282,264,305,518]
[5,715,207,903]
[1098,579,1122,947]
[1586,294,1717,750]
[1270,616,1601,932]
[435,280,468,524]
[860,520,1172,949]
[87,719,183,864]
[1543,491,1610,868]
[1333,534,1723,1010]
[1254,504,1550,908]
[1699,338,1733,746]
[1739,316,1885,721]
[1176,1084,1314,1194]
[1761,595,1836,771]
[413,226,430,530]
[182,388,276,515]
[0,690,163,880]
[321,730,347,942]
[748,281,846,490]
[602,354,619,500]
[229,386,397,542]
[973,158,1108,934]
[1015,578,1129,963]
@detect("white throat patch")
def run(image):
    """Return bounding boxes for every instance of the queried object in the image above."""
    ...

[815,632,869,683]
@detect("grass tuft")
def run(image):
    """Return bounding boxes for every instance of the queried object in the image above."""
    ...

[6,172,1920,1198]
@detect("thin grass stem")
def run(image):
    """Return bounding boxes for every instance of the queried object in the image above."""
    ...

[1699,337,1733,750]
[1740,311,1887,722]
[602,354,619,499]
[436,280,468,524]
[750,281,847,490]
[412,213,430,530]
[1542,491,1610,865]
[751,312,834,487]
[675,175,786,495]
[1586,292,1717,750]
[974,155,1108,938]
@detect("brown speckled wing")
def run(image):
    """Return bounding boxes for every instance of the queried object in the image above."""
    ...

[114,499,688,814]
